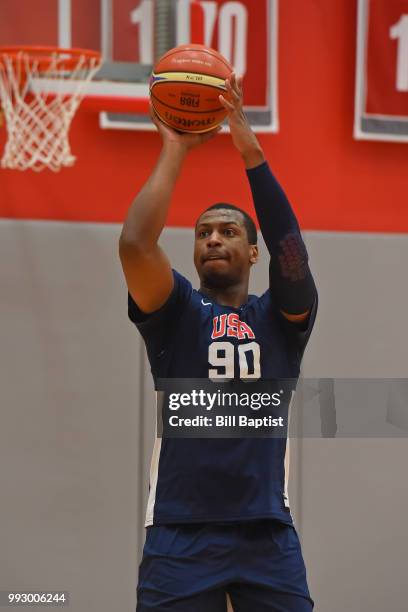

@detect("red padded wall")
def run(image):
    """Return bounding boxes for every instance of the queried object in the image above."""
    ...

[1,0,407,232]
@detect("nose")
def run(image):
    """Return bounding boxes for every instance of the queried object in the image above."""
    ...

[206,231,222,247]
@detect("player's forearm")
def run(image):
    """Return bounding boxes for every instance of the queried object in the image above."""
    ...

[241,145,265,170]
[229,113,265,169]
[247,161,316,313]
[246,161,300,241]
[120,143,187,250]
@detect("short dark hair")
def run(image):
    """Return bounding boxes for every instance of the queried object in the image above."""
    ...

[196,203,258,245]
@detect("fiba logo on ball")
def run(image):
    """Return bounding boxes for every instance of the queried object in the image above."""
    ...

[149,44,233,133]
[180,94,200,108]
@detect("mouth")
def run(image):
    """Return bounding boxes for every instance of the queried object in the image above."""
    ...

[203,257,228,264]
[203,253,228,263]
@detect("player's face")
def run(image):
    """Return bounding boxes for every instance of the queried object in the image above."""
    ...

[194,209,258,287]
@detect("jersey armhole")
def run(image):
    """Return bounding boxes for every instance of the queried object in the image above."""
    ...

[128,269,192,328]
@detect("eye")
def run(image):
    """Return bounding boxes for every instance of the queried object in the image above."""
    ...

[223,228,235,236]
[198,230,209,238]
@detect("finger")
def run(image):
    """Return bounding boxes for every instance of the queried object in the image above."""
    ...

[225,76,243,107]
[225,79,240,102]
[230,72,242,96]
[149,102,160,125]
[219,94,235,111]
[237,75,244,93]
[226,73,236,93]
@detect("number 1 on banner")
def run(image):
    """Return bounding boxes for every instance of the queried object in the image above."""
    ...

[130,0,154,64]
[390,14,408,92]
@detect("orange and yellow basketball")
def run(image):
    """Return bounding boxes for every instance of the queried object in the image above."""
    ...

[149,44,233,133]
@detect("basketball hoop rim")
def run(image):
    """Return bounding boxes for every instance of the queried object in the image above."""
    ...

[0,45,101,70]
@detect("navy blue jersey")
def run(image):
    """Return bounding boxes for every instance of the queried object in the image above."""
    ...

[129,270,317,526]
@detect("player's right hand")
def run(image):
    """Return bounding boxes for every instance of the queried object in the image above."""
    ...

[150,103,221,151]
[219,73,264,168]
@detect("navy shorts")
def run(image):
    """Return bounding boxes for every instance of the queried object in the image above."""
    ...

[136,520,314,611]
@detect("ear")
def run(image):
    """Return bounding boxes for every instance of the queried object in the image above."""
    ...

[249,245,259,265]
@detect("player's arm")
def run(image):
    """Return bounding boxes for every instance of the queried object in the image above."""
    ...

[219,75,316,324]
[119,109,220,313]
[246,162,317,323]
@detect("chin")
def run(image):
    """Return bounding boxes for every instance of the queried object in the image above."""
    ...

[201,269,237,288]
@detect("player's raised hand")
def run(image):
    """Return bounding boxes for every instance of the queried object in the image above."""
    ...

[150,103,221,152]
[219,73,265,168]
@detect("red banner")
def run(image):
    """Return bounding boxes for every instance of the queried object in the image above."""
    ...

[355,0,408,141]
[105,0,278,131]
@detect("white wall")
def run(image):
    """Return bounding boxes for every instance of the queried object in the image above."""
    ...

[1,220,407,611]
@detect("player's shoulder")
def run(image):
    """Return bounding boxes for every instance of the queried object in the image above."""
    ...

[172,270,213,316]
[169,269,202,314]
[246,289,274,314]
[172,268,191,288]
[128,268,193,328]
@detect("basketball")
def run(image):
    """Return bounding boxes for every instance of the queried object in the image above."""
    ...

[149,44,233,133]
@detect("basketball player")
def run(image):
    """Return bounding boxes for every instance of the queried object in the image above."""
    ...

[119,74,317,611]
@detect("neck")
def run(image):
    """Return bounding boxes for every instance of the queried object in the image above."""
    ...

[200,279,249,308]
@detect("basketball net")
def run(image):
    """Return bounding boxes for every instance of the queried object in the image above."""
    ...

[0,47,101,172]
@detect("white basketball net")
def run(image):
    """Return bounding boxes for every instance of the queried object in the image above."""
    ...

[0,50,101,172]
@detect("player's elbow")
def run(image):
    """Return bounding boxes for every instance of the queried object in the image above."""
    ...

[119,232,160,269]
[118,231,144,259]
[120,214,160,250]
[119,222,148,251]
[119,230,133,249]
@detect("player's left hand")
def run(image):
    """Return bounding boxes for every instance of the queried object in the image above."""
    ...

[219,73,264,166]
[150,102,222,152]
